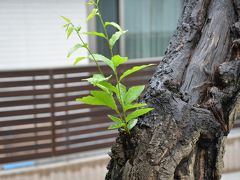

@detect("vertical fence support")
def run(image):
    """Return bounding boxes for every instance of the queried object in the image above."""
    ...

[49,70,56,156]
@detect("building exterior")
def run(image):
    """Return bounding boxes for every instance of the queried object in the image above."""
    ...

[0,0,88,70]
[0,0,181,70]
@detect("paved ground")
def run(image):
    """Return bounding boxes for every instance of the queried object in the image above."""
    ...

[222,172,240,180]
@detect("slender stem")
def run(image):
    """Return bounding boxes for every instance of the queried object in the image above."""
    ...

[96,3,129,134]
[97,6,113,58]
[74,26,103,75]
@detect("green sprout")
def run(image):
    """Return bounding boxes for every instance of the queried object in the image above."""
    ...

[61,0,154,135]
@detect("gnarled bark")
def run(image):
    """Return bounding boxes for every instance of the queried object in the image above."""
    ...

[106,0,240,179]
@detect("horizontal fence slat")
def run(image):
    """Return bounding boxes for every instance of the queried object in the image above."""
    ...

[56,132,117,147]
[0,143,52,154]
[55,117,110,130]
[55,125,111,138]
[0,98,51,108]
[0,117,50,127]
[0,126,52,136]
[0,152,53,164]
[55,141,115,156]
[0,134,52,145]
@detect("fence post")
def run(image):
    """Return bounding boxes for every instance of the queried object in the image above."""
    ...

[49,70,56,156]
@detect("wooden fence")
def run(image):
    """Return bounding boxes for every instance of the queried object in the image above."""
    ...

[0,60,158,164]
[1,58,239,165]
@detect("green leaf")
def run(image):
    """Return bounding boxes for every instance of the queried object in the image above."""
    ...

[108,123,123,130]
[61,16,71,23]
[127,119,138,130]
[124,85,145,105]
[108,115,122,124]
[87,8,98,21]
[75,26,81,32]
[67,26,74,39]
[98,81,117,93]
[120,64,155,80]
[109,30,127,48]
[112,55,128,68]
[83,74,111,85]
[74,57,85,65]
[124,103,147,111]
[116,83,126,104]
[76,95,105,106]
[63,24,70,28]
[95,83,110,93]
[126,108,154,122]
[67,44,85,58]
[89,54,115,71]
[90,90,118,111]
[105,22,122,31]
[83,32,106,39]
[86,0,94,5]
[76,91,118,112]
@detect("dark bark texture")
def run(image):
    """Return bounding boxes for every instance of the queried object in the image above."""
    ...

[106,0,240,179]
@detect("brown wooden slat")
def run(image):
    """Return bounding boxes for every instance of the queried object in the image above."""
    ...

[0,134,52,145]
[0,107,52,117]
[0,143,52,154]
[0,103,95,117]
[54,109,114,121]
[56,132,117,147]
[0,117,50,127]
[55,141,114,156]
[55,117,110,130]
[0,98,51,108]
[0,152,52,164]
[55,125,111,138]
[0,86,90,98]
[0,65,101,78]
[0,74,92,88]
[0,126,52,136]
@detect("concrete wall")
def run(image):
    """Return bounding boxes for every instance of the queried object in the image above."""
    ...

[223,129,240,173]
[0,155,109,180]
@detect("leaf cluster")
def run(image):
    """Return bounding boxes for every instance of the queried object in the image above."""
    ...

[61,0,155,134]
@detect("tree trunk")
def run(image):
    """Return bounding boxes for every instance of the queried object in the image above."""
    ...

[106,0,240,179]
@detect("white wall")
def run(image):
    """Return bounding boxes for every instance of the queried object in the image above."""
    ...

[0,0,88,70]
[0,155,109,180]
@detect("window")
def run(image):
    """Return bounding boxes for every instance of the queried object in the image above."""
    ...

[92,0,182,60]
